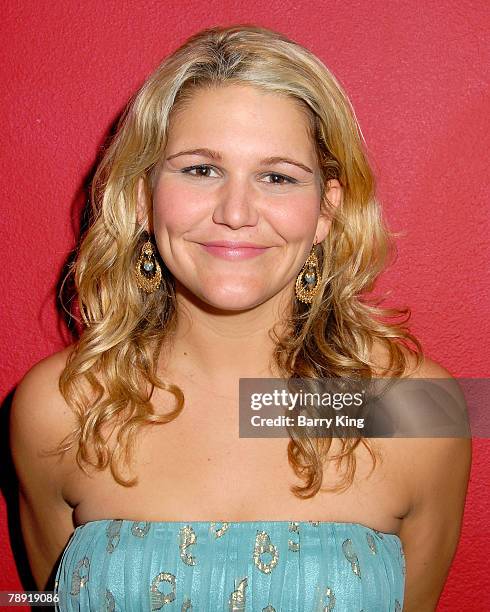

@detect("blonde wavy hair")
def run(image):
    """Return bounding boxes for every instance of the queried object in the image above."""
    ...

[48,24,424,497]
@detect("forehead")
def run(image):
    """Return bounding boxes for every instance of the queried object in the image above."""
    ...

[165,84,316,161]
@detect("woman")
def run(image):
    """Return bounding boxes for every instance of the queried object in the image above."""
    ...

[10,24,471,611]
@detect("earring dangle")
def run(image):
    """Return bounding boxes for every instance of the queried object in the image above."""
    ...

[134,235,162,293]
[295,239,321,303]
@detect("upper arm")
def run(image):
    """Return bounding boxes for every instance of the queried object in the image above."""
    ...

[398,361,472,611]
[9,348,79,590]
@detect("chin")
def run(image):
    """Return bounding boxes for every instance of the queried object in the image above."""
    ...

[175,273,287,312]
[195,286,272,312]
[202,295,267,312]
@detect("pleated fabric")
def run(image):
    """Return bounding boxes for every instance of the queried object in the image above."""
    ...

[54,519,405,611]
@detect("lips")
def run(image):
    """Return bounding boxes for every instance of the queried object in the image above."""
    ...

[198,242,270,260]
[201,241,269,248]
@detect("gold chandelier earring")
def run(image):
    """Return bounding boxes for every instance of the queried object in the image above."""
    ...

[134,233,162,293]
[295,238,322,303]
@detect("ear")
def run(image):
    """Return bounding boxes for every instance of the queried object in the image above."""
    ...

[136,177,150,231]
[315,178,342,243]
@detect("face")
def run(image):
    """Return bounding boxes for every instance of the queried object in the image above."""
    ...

[138,84,341,312]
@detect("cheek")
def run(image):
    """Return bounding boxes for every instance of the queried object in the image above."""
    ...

[267,196,321,241]
[152,181,205,235]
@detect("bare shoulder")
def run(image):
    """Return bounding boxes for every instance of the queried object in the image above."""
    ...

[399,349,472,500]
[371,337,471,469]
[11,344,79,468]
[10,344,80,589]
[370,340,471,609]
[10,343,84,510]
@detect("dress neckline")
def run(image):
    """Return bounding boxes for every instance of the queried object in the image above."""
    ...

[74,518,401,541]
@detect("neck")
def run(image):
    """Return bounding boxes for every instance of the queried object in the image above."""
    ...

[160,283,293,384]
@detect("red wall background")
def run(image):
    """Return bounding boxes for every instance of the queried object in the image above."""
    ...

[1,1,489,609]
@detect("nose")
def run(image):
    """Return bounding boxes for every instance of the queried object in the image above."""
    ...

[212,175,259,229]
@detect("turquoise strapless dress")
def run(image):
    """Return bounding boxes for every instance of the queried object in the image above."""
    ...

[54,519,405,611]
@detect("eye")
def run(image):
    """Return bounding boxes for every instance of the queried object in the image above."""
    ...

[263,173,297,185]
[180,164,219,178]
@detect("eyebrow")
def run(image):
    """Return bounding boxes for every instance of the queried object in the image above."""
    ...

[165,148,313,174]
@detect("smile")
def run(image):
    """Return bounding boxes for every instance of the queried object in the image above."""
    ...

[199,244,271,260]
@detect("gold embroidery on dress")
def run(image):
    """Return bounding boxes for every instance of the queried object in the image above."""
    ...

[400,545,406,576]
[366,532,377,554]
[318,586,336,611]
[181,597,192,611]
[308,521,320,526]
[209,522,230,538]
[395,600,402,611]
[70,557,90,596]
[288,522,300,552]
[179,525,197,566]
[150,571,177,609]
[253,531,279,574]
[228,576,247,611]
[106,520,123,553]
[262,605,276,611]
[342,538,361,578]
[131,521,151,537]
[104,588,115,612]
